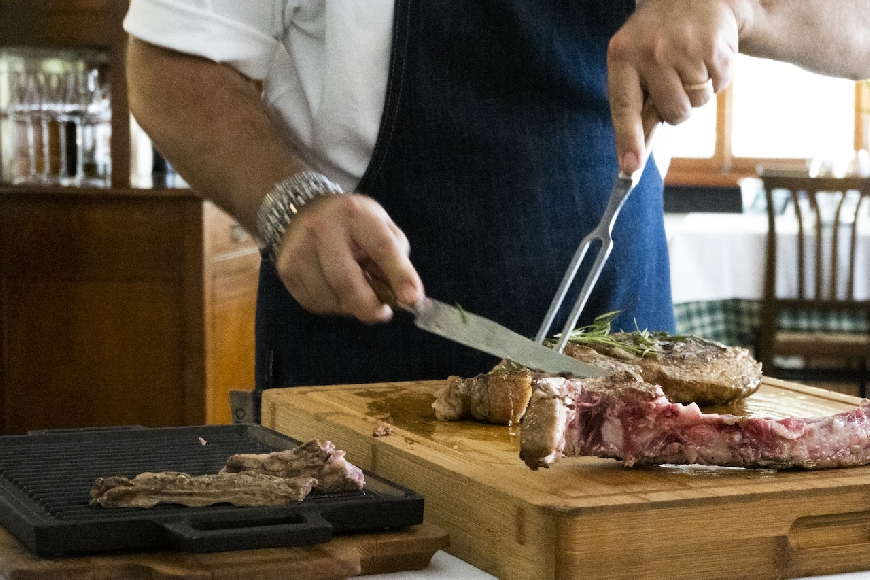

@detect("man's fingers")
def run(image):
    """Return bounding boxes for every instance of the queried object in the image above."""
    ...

[684,78,714,107]
[607,0,739,176]
[607,53,647,175]
[351,210,424,309]
[274,193,422,323]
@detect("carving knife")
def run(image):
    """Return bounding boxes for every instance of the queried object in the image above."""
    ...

[368,272,605,376]
[368,270,603,374]
[408,298,607,376]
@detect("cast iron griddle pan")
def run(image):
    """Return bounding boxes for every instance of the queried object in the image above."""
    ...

[0,424,423,556]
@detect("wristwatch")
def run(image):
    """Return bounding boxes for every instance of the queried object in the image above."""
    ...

[256,171,344,260]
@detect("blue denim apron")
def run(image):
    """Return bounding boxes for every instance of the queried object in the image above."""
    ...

[254,0,675,407]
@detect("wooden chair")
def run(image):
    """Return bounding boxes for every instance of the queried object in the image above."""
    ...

[756,175,870,397]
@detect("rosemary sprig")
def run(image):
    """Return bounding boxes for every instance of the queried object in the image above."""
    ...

[552,311,666,358]
[455,302,468,324]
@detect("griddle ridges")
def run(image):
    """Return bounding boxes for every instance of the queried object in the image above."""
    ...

[0,425,278,519]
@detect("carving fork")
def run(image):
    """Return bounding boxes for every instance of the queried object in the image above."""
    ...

[536,101,662,352]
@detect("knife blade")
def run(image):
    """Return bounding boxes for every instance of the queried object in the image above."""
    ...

[410,297,606,376]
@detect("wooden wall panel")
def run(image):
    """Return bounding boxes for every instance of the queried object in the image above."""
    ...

[3,280,187,431]
[0,188,207,434]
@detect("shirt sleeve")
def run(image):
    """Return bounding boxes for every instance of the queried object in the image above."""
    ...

[123,0,289,80]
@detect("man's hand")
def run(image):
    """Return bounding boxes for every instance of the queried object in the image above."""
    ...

[608,0,741,174]
[274,193,425,323]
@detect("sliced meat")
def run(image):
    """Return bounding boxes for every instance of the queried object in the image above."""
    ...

[91,439,364,508]
[433,333,762,426]
[520,371,870,471]
[90,471,316,508]
[221,439,364,493]
[432,362,533,425]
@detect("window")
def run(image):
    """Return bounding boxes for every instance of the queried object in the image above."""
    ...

[665,54,864,186]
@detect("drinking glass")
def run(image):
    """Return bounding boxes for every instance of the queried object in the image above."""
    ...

[80,68,111,186]
[60,68,89,184]
[39,71,68,183]
[23,72,42,181]
[4,71,35,183]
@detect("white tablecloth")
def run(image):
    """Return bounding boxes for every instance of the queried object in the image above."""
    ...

[664,212,870,304]
[358,550,496,579]
[356,550,870,579]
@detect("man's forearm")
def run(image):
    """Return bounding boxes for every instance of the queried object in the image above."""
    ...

[733,0,870,79]
[126,37,308,234]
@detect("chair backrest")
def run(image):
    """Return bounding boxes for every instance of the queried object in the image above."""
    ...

[759,175,870,309]
[755,175,870,370]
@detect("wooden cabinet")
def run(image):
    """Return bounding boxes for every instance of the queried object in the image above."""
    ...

[202,202,261,426]
[0,186,260,434]
[0,2,262,433]
[0,2,261,433]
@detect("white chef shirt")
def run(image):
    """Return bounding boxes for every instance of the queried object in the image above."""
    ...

[123,0,669,192]
[124,0,393,193]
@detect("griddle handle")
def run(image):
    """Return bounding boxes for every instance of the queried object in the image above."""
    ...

[162,509,334,553]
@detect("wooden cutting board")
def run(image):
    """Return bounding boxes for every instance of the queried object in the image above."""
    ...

[262,377,870,580]
[0,522,447,580]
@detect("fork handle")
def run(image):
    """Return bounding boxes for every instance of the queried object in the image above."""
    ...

[534,98,662,346]
[621,98,663,182]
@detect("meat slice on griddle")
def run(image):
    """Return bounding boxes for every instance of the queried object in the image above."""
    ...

[222,439,365,493]
[91,439,364,508]
[520,371,870,471]
[90,471,316,508]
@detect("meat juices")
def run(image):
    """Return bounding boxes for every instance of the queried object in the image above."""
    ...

[520,372,870,471]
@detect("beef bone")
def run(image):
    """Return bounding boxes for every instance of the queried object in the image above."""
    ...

[520,371,870,471]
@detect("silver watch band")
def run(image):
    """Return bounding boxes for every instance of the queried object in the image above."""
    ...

[256,171,344,260]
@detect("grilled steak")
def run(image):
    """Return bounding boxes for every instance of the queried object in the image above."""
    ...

[520,372,870,471]
[222,439,365,493]
[433,333,763,425]
[90,472,316,508]
[564,333,763,406]
[91,439,364,508]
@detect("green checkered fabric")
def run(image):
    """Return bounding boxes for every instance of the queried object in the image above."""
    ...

[673,299,869,348]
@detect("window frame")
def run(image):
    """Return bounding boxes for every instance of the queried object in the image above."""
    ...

[664,82,869,187]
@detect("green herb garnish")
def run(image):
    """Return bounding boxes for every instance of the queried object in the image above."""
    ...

[455,302,468,324]
[550,311,666,358]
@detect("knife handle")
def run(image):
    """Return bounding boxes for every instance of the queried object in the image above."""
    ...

[368,275,397,307]
[367,272,422,316]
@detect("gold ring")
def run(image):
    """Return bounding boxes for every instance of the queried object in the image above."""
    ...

[683,79,714,92]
